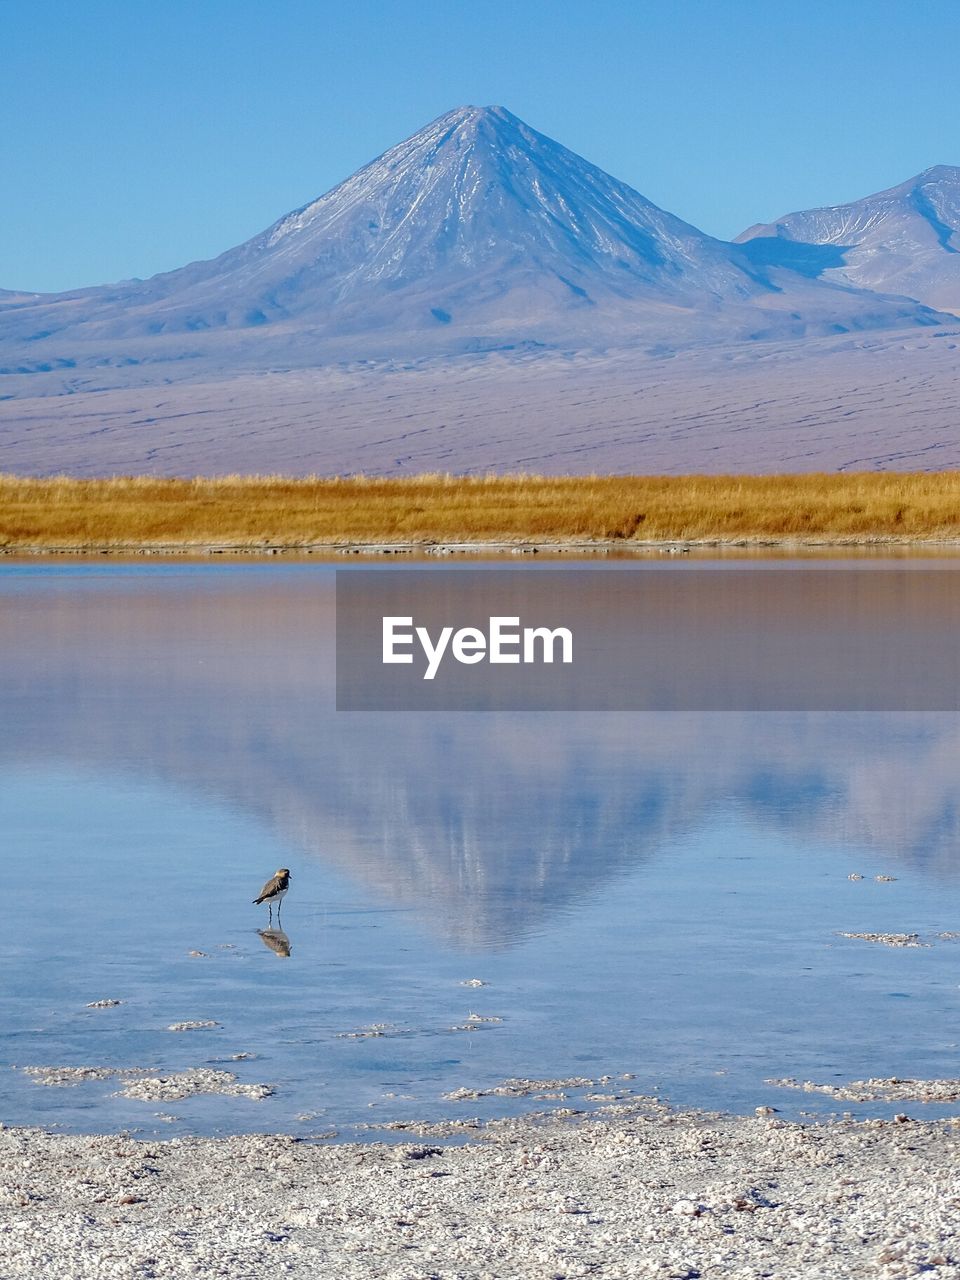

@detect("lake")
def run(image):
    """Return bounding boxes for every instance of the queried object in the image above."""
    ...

[2,557,960,1139]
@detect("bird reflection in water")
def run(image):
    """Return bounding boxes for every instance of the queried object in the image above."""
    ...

[257,929,292,958]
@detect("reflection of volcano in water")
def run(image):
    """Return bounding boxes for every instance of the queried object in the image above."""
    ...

[3,570,960,948]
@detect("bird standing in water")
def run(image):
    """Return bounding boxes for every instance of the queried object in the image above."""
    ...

[253,868,291,925]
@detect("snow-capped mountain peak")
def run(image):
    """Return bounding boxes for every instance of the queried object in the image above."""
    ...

[243,101,745,301]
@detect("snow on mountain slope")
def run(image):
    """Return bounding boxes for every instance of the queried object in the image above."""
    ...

[0,108,947,364]
[736,166,960,314]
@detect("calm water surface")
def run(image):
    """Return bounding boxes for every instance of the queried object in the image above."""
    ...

[2,559,959,1138]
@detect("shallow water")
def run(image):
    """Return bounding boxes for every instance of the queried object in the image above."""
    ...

[2,559,960,1138]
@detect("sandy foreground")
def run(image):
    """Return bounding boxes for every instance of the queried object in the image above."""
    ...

[2,1104,959,1279]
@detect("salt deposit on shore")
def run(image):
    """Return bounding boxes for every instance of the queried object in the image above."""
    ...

[2,1104,959,1279]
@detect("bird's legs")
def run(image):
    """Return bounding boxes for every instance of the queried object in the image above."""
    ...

[268,903,274,926]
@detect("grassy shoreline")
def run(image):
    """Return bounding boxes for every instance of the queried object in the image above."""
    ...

[4,472,960,551]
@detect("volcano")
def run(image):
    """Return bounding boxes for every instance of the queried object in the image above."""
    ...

[0,107,945,363]
[2,108,956,479]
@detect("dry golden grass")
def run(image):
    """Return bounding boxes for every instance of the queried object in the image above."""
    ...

[3,472,960,548]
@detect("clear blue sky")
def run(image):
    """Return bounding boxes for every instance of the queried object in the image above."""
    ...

[3,0,958,292]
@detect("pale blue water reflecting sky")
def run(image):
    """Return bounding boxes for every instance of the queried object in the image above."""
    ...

[4,561,960,1137]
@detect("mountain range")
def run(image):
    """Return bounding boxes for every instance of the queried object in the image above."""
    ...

[1,106,958,475]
